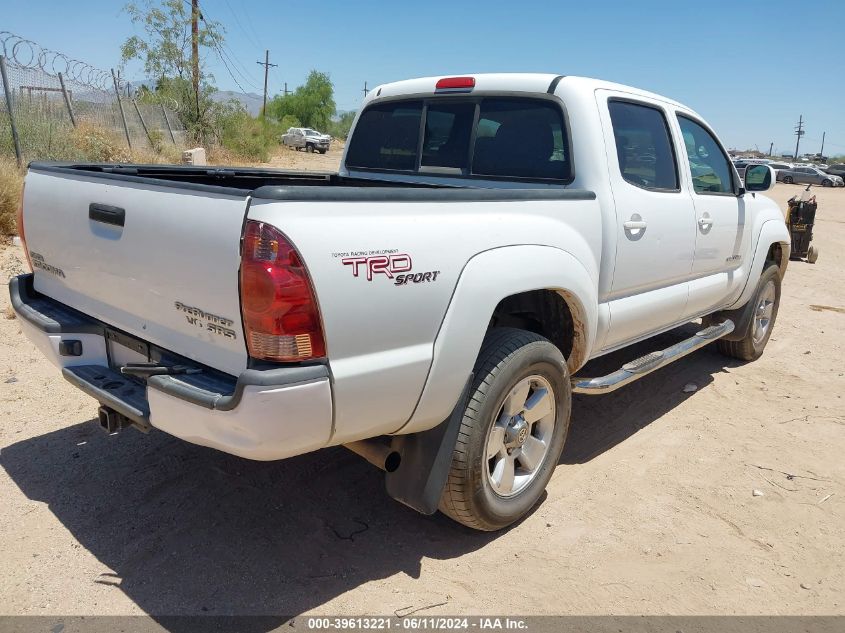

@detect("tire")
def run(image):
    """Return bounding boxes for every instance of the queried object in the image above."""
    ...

[306,143,315,153]
[807,244,819,264]
[439,328,571,531]
[318,149,327,154]
[783,176,793,184]
[717,264,781,361]
[822,179,832,187]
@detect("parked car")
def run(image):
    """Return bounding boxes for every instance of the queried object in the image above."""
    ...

[767,162,794,181]
[823,163,845,180]
[780,166,844,187]
[10,74,789,531]
[281,127,331,153]
[732,158,769,180]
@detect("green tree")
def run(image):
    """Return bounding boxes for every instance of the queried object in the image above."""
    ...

[327,111,356,139]
[266,71,336,131]
[120,0,224,141]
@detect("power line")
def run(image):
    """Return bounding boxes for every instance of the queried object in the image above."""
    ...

[222,0,262,51]
[188,0,257,95]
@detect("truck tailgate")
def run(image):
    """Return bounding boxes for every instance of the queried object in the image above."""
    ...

[22,168,251,376]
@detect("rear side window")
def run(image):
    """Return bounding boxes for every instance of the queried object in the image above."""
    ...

[608,101,678,191]
[345,97,570,181]
[345,102,423,172]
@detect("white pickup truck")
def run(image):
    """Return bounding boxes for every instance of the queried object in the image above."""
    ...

[11,74,789,531]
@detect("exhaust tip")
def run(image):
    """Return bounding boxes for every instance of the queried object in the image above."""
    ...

[344,440,402,473]
[384,451,401,473]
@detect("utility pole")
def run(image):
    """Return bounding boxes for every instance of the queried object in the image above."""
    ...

[768,142,773,157]
[256,50,277,116]
[191,0,200,119]
[819,131,825,158]
[793,114,804,160]
[363,81,369,98]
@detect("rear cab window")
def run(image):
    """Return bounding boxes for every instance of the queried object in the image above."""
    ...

[345,97,571,183]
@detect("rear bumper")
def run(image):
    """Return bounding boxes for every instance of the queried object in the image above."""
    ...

[9,274,333,461]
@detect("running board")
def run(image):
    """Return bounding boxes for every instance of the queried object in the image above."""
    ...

[572,320,735,394]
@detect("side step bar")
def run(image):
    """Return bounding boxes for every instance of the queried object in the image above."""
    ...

[572,319,734,395]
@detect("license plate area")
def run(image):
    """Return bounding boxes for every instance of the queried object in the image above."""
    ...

[106,328,150,370]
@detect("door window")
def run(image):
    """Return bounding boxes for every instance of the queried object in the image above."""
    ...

[677,115,735,194]
[608,100,679,191]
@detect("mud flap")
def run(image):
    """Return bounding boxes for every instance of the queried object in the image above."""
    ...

[385,375,473,515]
[710,279,762,342]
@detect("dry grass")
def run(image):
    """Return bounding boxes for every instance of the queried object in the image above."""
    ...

[0,155,24,236]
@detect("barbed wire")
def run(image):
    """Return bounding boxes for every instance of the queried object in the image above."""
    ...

[0,31,186,114]
[0,31,114,92]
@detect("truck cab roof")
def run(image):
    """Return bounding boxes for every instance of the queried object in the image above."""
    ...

[364,73,688,111]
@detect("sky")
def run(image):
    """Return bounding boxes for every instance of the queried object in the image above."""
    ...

[3,0,844,156]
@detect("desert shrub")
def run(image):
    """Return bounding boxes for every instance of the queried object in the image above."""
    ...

[0,156,24,236]
[217,107,282,163]
[147,129,165,154]
[71,124,132,163]
[326,111,356,140]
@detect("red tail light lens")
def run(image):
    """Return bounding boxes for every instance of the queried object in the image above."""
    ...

[240,221,326,362]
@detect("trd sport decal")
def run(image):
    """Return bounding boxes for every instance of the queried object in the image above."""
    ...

[336,252,440,285]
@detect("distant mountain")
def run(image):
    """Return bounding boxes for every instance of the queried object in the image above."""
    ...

[211,90,264,116]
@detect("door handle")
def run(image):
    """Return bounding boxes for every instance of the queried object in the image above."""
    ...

[623,220,647,230]
[89,203,125,227]
[698,217,713,228]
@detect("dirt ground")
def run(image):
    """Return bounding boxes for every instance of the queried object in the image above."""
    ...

[0,173,843,619]
[261,141,345,172]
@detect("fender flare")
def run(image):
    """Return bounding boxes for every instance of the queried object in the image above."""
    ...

[726,218,790,312]
[398,244,597,435]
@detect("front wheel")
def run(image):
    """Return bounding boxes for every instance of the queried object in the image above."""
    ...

[306,143,315,153]
[822,179,832,187]
[439,328,571,531]
[717,264,781,361]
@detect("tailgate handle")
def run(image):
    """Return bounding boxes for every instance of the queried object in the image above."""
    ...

[89,203,125,227]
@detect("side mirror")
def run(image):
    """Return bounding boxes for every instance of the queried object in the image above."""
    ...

[744,164,774,192]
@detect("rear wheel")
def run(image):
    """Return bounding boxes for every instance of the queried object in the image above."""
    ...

[439,328,571,531]
[807,244,819,264]
[717,264,781,361]
[783,176,794,184]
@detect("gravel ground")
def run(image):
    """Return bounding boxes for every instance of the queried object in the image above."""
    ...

[0,178,843,620]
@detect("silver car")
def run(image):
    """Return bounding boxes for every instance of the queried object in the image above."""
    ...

[281,127,331,154]
[780,166,844,187]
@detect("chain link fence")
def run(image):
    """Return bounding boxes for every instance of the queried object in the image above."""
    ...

[0,32,186,165]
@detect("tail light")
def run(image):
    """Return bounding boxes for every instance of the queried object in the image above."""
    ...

[16,182,32,272]
[240,220,326,362]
